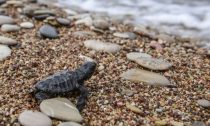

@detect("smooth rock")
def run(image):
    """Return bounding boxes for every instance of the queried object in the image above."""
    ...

[40,98,83,122]
[58,122,82,126]
[0,15,14,25]
[126,52,152,61]
[1,24,20,32]
[134,25,149,35]
[6,0,23,6]
[20,22,34,29]
[155,120,167,126]
[84,40,121,53]
[126,102,142,114]
[75,16,93,26]
[121,89,134,96]
[33,9,55,16]
[157,34,175,43]
[127,53,172,70]
[57,18,70,26]
[192,121,206,126]
[18,110,52,126]
[0,44,11,61]
[197,99,210,108]
[93,19,109,30]
[113,32,136,39]
[121,69,172,86]
[39,25,58,39]
[0,36,17,45]
[170,121,184,126]
[73,31,96,37]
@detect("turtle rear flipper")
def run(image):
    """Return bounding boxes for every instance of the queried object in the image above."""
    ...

[76,85,89,111]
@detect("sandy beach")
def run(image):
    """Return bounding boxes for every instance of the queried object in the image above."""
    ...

[0,0,209,126]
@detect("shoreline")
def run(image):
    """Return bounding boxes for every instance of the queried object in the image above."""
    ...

[0,0,209,126]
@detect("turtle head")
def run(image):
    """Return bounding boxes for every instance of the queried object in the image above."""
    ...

[78,61,97,81]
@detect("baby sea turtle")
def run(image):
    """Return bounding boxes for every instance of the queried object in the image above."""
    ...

[33,61,97,111]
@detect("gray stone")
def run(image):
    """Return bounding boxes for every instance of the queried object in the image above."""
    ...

[40,98,83,122]
[197,99,210,108]
[20,22,34,29]
[33,9,55,16]
[0,15,14,25]
[121,69,172,86]
[73,31,96,37]
[58,122,82,126]
[192,121,206,126]
[84,40,121,53]
[127,52,172,70]
[1,24,20,32]
[113,32,136,39]
[18,110,52,126]
[0,44,11,61]
[93,19,109,30]
[0,36,17,45]
[57,18,70,26]
[39,25,58,39]
[75,16,93,26]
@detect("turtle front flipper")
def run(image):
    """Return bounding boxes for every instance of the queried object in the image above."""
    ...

[35,91,52,102]
[76,85,89,111]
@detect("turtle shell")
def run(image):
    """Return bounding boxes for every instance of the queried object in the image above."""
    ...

[35,70,79,94]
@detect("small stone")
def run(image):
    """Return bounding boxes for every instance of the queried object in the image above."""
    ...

[170,121,184,126]
[134,25,149,35]
[127,52,152,60]
[121,69,172,86]
[113,32,136,39]
[157,34,175,43]
[0,44,11,61]
[18,110,52,126]
[73,31,96,37]
[192,121,206,126]
[56,18,70,26]
[127,52,172,70]
[6,0,23,7]
[39,25,58,39]
[0,15,14,25]
[20,22,34,29]
[98,65,105,71]
[126,102,142,114]
[75,16,93,26]
[93,19,109,30]
[58,122,82,126]
[155,120,167,126]
[156,108,163,113]
[121,89,134,96]
[0,36,17,45]
[33,9,55,16]
[84,40,121,53]
[1,24,20,32]
[197,99,210,108]
[149,41,163,51]
[40,98,83,122]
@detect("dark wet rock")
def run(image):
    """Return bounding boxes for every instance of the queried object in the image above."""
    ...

[0,0,6,5]
[39,25,58,39]
[34,14,51,20]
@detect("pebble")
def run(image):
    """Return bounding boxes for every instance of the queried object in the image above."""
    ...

[0,15,14,25]
[0,44,11,61]
[20,22,34,29]
[73,31,96,37]
[156,108,163,113]
[134,25,149,35]
[75,16,93,26]
[192,121,206,126]
[149,40,163,51]
[18,110,52,126]
[93,19,109,30]
[58,122,82,126]
[126,102,142,114]
[84,40,121,53]
[170,121,184,126]
[121,69,172,86]
[0,36,17,45]
[113,32,136,39]
[126,52,152,60]
[121,89,134,96]
[197,99,210,108]
[155,120,167,126]
[39,25,58,39]
[40,98,83,122]
[127,52,172,70]
[6,0,23,7]
[57,18,70,26]
[1,24,20,32]
[33,9,55,16]
[157,34,175,43]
